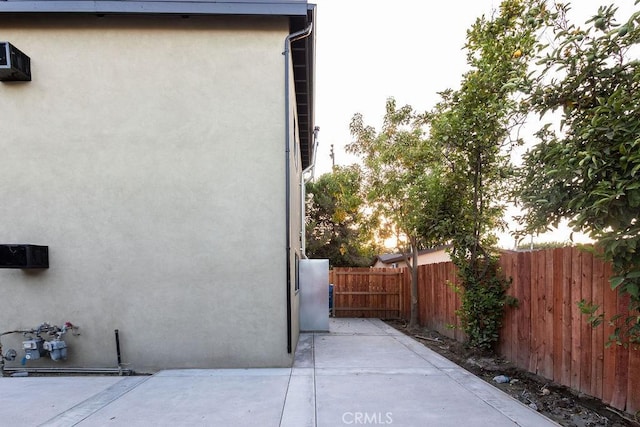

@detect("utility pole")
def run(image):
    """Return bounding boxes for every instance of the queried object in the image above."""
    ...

[330,144,335,169]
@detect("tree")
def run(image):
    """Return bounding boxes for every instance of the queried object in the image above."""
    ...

[517,2,640,345]
[348,98,450,329]
[426,0,545,350]
[305,165,378,267]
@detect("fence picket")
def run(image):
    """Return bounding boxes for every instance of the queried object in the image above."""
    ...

[571,247,583,391]
[552,248,564,383]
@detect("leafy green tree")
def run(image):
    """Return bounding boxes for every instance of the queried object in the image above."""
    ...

[517,2,640,345]
[348,98,450,329]
[426,0,545,350]
[305,165,378,267]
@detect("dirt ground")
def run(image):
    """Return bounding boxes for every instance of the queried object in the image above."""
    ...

[385,320,639,427]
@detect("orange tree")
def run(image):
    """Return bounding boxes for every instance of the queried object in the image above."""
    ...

[517,2,640,345]
[426,0,547,350]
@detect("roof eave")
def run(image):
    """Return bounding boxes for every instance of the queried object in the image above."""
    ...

[0,1,310,16]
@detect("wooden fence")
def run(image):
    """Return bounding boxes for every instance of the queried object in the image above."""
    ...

[330,247,640,415]
[329,268,403,319]
[496,247,639,415]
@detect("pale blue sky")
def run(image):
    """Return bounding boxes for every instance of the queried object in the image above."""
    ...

[311,0,637,247]
[312,0,635,174]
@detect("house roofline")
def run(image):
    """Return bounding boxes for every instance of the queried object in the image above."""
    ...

[0,1,311,16]
[372,245,452,266]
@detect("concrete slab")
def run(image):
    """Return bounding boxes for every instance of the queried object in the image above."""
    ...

[319,317,388,335]
[0,318,559,427]
[315,334,437,369]
[280,369,315,427]
[293,333,314,368]
[0,376,123,426]
[75,370,291,426]
[316,372,521,427]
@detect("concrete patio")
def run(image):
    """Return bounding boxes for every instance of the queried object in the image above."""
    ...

[0,318,558,426]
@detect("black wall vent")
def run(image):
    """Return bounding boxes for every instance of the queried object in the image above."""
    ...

[0,245,49,269]
[0,42,32,82]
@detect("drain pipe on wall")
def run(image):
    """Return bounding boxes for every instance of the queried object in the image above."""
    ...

[284,23,313,354]
[301,126,320,259]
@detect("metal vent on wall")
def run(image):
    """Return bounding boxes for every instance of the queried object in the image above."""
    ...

[0,245,49,269]
[0,42,31,82]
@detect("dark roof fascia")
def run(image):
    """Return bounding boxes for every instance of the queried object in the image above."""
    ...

[0,1,310,16]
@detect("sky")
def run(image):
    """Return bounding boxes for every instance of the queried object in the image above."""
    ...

[310,0,637,248]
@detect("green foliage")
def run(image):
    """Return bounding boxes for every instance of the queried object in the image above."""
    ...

[517,1,640,345]
[348,99,450,248]
[577,299,605,328]
[305,165,379,267]
[455,258,515,351]
[425,0,546,351]
[347,98,452,328]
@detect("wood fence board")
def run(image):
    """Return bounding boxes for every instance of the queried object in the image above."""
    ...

[591,256,605,399]
[371,272,378,318]
[516,251,531,370]
[561,247,573,386]
[422,264,430,329]
[611,294,630,411]
[447,263,458,340]
[418,265,427,326]
[453,265,464,342]
[571,247,582,391]
[602,261,617,406]
[432,263,440,332]
[399,270,405,319]
[434,263,442,332]
[446,264,454,338]
[444,264,450,336]
[404,268,411,320]
[506,251,518,364]
[627,344,640,414]
[429,264,436,330]
[543,249,555,380]
[552,248,564,383]
[498,253,514,361]
[508,251,518,363]
[529,250,540,373]
[580,252,593,394]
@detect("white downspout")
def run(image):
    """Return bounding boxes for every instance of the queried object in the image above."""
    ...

[284,22,313,354]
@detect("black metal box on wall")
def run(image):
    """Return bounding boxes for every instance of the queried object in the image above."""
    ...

[0,42,32,81]
[0,245,49,269]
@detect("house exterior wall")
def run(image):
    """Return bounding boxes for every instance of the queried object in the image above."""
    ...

[0,14,297,371]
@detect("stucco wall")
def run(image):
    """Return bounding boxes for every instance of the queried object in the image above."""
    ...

[0,15,296,371]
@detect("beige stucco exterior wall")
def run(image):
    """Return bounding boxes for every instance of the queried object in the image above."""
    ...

[0,15,300,371]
